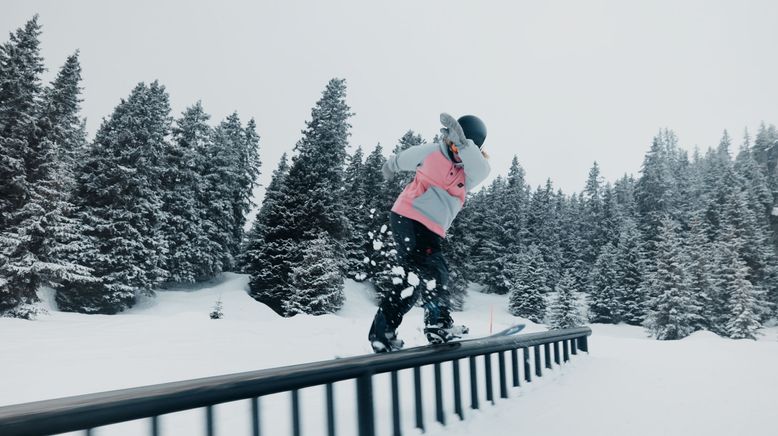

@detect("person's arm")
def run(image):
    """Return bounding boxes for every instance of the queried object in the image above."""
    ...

[457,139,491,190]
[382,142,439,179]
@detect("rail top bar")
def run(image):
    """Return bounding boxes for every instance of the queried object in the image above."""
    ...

[0,327,591,436]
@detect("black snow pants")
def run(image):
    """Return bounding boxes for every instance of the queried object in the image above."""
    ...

[369,212,452,341]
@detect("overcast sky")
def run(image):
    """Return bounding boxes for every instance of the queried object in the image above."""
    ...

[4,0,778,195]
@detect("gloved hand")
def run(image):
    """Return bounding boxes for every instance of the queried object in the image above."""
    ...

[439,113,469,149]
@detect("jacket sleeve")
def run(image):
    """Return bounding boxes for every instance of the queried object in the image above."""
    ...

[383,142,439,174]
[458,139,491,191]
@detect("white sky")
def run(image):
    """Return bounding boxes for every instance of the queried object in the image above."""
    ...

[3,0,778,195]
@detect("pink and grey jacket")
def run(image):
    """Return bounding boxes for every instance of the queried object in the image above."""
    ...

[385,140,491,237]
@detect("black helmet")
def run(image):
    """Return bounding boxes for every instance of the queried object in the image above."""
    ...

[457,115,487,147]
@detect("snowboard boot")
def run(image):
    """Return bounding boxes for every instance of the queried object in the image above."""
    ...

[424,324,470,344]
[370,330,405,353]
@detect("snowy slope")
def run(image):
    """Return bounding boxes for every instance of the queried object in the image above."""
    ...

[1,274,776,436]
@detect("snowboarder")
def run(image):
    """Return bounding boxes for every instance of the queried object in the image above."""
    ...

[369,113,491,352]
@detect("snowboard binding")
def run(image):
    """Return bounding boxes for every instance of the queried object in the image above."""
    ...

[424,324,470,344]
[370,331,405,353]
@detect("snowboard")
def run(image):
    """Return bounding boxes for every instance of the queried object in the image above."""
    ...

[371,323,527,354]
[419,323,527,348]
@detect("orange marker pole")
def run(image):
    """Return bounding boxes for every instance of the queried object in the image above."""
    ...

[489,304,494,335]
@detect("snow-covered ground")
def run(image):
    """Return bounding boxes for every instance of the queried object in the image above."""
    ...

[1,274,776,436]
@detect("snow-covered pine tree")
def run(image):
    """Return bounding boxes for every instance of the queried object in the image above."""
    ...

[461,158,522,293]
[613,217,646,325]
[705,141,775,323]
[724,252,763,339]
[239,118,262,240]
[684,212,716,331]
[244,153,289,280]
[201,113,261,271]
[600,183,621,247]
[502,156,530,250]
[245,154,295,311]
[471,177,509,293]
[285,232,344,315]
[0,28,93,316]
[732,132,778,308]
[588,242,620,323]
[0,17,44,234]
[210,298,224,319]
[735,131,772,217]
[581,162,605,269]
[613,174,638,218]
[162,102,220,282]
[249,78,352,316]
[558,193,589,291]
[38,51,87,193]
[476,157,530,294]
[635,131,679,258]
[526,179,563,289]
[342,145,366,277]
[548,270,584,329]
[751,123,778,195]
[711,224,768,339]
[55,82,172,313]
[644,217,700,340]
[508,245,550,322]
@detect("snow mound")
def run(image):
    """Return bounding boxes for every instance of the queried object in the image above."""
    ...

[128,273,278,321]
[682,330,724,342]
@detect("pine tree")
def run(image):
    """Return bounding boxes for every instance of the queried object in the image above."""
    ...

[285,232,344,315]
[710,224,769,338]
[502,156,530,250]
[0,29,94,315]
[548,270,584,329]
[239,118,262,243]
[55,82,172,313]
[613,218,646,325]
[508,245,550,322]
[472,177,510,293]
[1,16,45,264]
[342,145,366,277]
[201,113,261,271]
[581,162,605,268]
[38,51,87,192]
[685,212,715,331]
[249,78,352,315]
[526,180,563,288]
[588,242,620,323]
[558,193,588,291]
[644,218,700,340]
[635,131,679,257]
[613,174,638,218]
[244,153,289,277]
[0,17,44,232]
[162,102,220,282]
[725,255,762,340]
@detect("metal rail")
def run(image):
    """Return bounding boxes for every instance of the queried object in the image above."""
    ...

[0,327,591,436]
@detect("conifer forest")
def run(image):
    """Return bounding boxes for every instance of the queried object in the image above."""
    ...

[2,15,778,342]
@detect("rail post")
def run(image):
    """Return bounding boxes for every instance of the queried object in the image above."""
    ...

[356,373,375,436]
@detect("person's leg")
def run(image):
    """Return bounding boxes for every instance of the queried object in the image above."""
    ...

[412,222,453,328]
[369,212,421,346]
